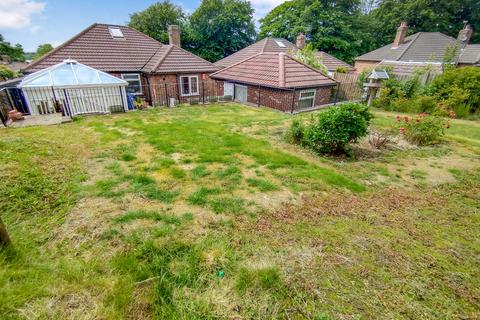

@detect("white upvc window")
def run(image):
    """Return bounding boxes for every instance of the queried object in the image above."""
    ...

[180,75,199,96]
[298,89,316,109]
[121,74,142,95]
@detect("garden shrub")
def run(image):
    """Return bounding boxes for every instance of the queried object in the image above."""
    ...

[395,114,449,146]
[303,103,373,154]
[284,119,305,145]
[427,67,480,116]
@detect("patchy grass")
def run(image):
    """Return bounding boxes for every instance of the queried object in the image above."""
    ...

[1,103,479,319]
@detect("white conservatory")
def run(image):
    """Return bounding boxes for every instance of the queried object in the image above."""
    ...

[19,60,128,117]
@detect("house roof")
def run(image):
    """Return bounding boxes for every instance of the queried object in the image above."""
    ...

[376,60,443,76]
[24,23,218,74]
[458,45,480,65]
[210,52,336,89]
[214,37,352,72]
[356,32,458,63]
[145,45,218,74]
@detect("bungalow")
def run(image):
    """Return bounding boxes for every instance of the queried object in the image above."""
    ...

[210,52,337,112]
[215,34,353,75]
[355,22,480,74]
[23,23,219,108]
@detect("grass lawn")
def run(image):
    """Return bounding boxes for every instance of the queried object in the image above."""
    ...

[1,103,479,319]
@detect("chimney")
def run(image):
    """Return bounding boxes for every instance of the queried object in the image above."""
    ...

[168,25,181,47]
[393,21,408,48]
[458,23,473,47]
[296,33,306,49]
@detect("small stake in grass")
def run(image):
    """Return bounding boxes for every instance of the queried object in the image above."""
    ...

[0,218,11,247]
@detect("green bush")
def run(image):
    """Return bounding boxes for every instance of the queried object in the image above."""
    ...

[284,119,305,145]
[427,67,480,116]
[395,114,448,145]
[0,65,14,81]
[303,103,373,154]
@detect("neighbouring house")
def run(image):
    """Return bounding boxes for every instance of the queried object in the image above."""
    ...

[210,52,337,112]
[0,55,28,73]
[22,23,219,109]
[215,35,354,75]
[355,22,480,75]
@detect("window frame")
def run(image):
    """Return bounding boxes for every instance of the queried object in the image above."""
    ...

[121,73,142,95]
[179,75,199,96]
[298,89,316,108]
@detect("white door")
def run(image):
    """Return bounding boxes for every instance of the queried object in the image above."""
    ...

[234,84,247,103]
[224,82,234,97]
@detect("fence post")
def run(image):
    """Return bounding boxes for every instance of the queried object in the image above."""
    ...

[290,89,296,114]
[334,84,339,105]
[257,85,261,107]
[164,83,169,107]
[63,89,72,118]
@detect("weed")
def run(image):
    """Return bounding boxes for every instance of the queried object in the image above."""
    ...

[246,178,280,192]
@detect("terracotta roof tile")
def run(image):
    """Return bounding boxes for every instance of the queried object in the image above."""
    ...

[211,53,336,89]
[24,23,218,74]
[215,37,352,72]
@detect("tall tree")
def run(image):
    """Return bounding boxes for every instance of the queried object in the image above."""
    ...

[0,34,25,62]
[128,1,187,44]
[33,44,53,60]
[188,0,257,62]
[259,0,376,64]
[370,0,480,45]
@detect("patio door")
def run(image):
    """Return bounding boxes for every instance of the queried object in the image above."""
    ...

[234,84,247,103]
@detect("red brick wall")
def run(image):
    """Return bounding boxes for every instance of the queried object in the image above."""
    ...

[243,85,333,112]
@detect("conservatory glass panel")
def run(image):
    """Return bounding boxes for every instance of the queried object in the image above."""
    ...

[73,64,101,84]
[99,72,125,84]
[51,64,76,85]
[25,73,52,86]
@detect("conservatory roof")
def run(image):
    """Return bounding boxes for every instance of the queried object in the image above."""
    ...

[20,59,127,88]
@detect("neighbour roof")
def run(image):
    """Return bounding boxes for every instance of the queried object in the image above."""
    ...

[356,32,457,63]
[215,37,352,71]
[20,59,127,87]
[24,23,218,74]
[315,52,354,71]
[458,45,480,65]
[210,52,336,89]
[376,60,443,76]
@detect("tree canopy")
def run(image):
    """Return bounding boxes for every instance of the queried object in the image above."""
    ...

[259,0,376,64]
[259,0,480,64]
[128,0,256,62]
[33,44,54,60]
[188,0,256,62]
[0,34,25,62]
[370,0,480,44]
[128,1,187,44]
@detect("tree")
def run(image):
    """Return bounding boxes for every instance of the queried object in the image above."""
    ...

[33,44,54,60]
[188,0,257,62]
[259,0,377,64]
[0,34,25,62]
[128,1,187,44]
[370,0,480,45]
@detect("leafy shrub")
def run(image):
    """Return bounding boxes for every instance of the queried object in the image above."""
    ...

[284,119,305,145]
[0,65,14,80]
[335,66,349,73]
[303,103,373,154]
[395,114,449,145]
[427,67,480,116]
